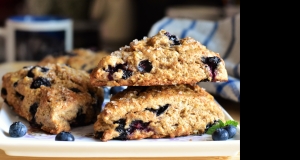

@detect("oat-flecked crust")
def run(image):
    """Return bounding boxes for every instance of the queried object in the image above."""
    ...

[90,29,228,87]
[1,63,104,134]
[94,84,225,141]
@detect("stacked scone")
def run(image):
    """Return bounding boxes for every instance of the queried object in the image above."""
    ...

[90,30,228,141]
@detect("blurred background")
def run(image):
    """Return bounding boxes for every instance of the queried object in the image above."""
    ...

[0,0,240,63]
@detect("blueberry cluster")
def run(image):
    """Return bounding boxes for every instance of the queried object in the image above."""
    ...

[212,125,237,141]
[104,60,153,81]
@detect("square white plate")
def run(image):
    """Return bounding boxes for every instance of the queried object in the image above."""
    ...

[0,102,240,157]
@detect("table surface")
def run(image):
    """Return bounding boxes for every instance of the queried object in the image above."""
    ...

[0,62,240,160]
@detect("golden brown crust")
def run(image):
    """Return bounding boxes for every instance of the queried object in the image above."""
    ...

[90,30,228,87]
[94,84,225,141]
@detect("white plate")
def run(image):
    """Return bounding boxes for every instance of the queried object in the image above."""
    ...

[0,102,240,157]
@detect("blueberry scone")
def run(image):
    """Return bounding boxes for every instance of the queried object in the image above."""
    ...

[38,48,109,73]
[1,63,104,134]
[93,84,225,141]
[90,29,228,87]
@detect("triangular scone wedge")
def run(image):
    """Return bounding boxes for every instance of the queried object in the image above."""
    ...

[1,63,104,134]
[90,29,228,86]
[94,84,225,141]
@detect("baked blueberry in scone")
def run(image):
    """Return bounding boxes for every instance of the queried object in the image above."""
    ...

[93,84,225,141]
[1,63,104,134]
[90,29,228,87]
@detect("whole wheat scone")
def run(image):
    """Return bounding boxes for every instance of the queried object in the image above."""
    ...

[90,29,228,87]
[1,63,104,134]
[93,84,225,141]
[38,48,109,73]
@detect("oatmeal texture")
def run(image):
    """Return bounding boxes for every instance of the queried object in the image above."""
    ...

[90,29,228,87]
[1,63,104,134]
[94,84,225,141]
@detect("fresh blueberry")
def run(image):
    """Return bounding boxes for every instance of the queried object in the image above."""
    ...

[223,125,237,138]
[109,86,125,95]
[55,131,75,141]
[9,121,27,138]
[212,128,229,141]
